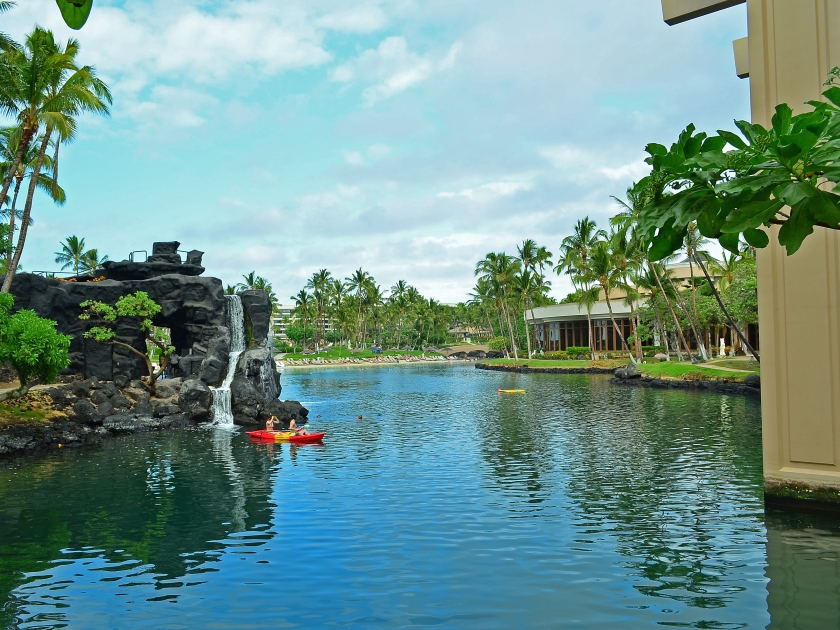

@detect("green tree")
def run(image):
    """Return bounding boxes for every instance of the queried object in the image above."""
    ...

[54,235,86,275]
[0,293,70,402]
[587,240,637,364]
[0,27,111,292]
[555,217,606,360]
[79,248,107,274]
[79,291,173,394]
[290,289,314,351]
[0,126,64,264]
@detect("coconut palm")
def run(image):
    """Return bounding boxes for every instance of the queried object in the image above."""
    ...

[306,269,332,349]
[586,240,637,364]
[345,268,371,347]
[390,279,410,349]
[0,2,18,52]
[291,289,314,352]
[0,127,64,263]
[54,235,86,276]
[79,248,107,274]
[475,252,521,360]
[1,28,111,292]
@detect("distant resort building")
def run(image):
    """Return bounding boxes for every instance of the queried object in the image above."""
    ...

[528,258,759,353]
[447,325,492,342]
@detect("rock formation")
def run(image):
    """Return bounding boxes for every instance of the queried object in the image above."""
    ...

[3,241,293,428]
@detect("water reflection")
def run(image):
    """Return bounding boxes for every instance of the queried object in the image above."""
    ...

[766,509,840,629]
[0,429,276,627]
[1,365,839,628]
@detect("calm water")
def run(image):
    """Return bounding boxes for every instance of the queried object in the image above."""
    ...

[1,364,839,629]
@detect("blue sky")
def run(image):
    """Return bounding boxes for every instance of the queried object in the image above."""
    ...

[3,0,750,302]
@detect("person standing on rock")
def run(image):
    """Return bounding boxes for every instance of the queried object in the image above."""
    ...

[169,352,180,378]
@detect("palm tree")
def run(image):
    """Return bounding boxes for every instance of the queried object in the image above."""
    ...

[346,268,371,347]
[683,223,711,360]
[517,239,548,357]
[79,248,107,274]
[0,2,18,53]
[306,269,332,350]
[291,289,314,352]
[1,28,111,292]
[586,241,637,364]
[612,188,693,360]
[556,219,606,361]
[224,285,237,295]
[0,127,64,263]
[475,252,521,360]
[54,235,86,276]
[389,279,410,349]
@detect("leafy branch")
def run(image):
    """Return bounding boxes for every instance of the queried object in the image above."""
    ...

[635,69,840,259]
[79,291,174,393]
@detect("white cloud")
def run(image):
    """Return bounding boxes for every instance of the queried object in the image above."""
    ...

[540,144,648,185]
[343,150,365,165]
[331,37,460,106]
[438,181,532,201]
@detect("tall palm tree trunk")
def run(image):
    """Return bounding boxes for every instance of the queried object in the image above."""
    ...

[603,293,636,364]
[3,130,50,293]
[6,175,22,264]
[586,308,595,361]
[0,126,34,210]
[694,255,760,363]
[502,300,519,360]
[664,271,707,360]
[649,260,692,360]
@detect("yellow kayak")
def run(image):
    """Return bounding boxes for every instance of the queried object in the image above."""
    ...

[498,389,525,393]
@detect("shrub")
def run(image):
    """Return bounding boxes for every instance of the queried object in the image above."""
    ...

[566,346,591,357]
[487,336,507,351]
[541,351,571,360]
[0,294,70,401]
[642,345,666,356]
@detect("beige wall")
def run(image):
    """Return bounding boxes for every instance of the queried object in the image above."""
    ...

[748,1,840,498]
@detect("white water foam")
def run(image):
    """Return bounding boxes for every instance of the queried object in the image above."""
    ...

[211,295,246,427]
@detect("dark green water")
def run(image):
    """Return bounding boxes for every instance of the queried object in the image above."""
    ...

[0,364,838,629]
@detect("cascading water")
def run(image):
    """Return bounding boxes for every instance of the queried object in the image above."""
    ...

[211,295,246,427]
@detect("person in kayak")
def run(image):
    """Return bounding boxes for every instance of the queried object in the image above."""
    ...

[266,416,280,432]
[288,418,309,436]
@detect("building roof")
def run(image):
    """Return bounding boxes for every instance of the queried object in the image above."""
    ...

[527,300,639,323]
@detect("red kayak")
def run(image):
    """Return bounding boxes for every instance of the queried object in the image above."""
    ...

[247,430,325,443]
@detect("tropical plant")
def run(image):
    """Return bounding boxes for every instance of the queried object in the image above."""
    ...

[54,235,86,276]
[586,240,637,364]
[0,27,111,292]
[79,248,107,274]
[0,292,70,402]
[0,126,64,263]
[79,291,173,394]
[291,289,314,351]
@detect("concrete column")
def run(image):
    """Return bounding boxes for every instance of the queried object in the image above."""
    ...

[747,0,840,505]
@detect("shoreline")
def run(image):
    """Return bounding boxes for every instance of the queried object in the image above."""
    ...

[475,361,761,397]
[281,358,475,370]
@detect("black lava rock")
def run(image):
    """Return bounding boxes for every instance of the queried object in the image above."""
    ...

[71,380,90,398]
[72,399,102,426]
[177,380,213,421]
[744,374,761,389]
[97,401,115,418]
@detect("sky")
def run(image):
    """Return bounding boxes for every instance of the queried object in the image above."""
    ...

[2,0,750,303]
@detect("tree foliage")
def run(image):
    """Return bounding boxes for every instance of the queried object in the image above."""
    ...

[635,74,840,259]
[79,291,173,392]
[0,292,70,401]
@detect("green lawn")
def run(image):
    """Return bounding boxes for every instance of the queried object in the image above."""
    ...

[639,361,755,382]
[481,357,758,382]
[480,358,627,369]
[279,348,442,361]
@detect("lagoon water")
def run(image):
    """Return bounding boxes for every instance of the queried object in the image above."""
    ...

[1,363,839,628]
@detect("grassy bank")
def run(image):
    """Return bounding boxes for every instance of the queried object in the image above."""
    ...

[0,390,60,429]
[480,357,759,382]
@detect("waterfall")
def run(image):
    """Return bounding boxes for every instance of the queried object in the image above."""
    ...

[211,295,246,427]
